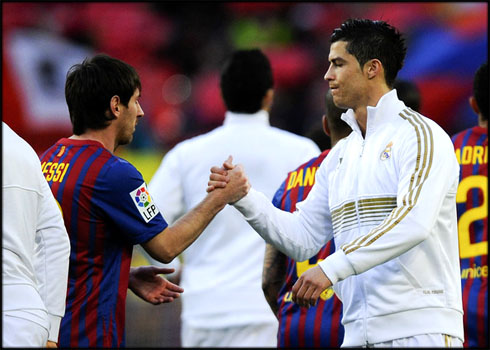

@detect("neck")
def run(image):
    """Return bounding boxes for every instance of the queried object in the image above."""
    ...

[70,129,117,153]
[478,116,488,129]
[353,84,391,136]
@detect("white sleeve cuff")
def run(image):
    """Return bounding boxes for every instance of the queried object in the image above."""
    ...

[319,249,356,285]
[48,314,62,342]
[232,188,263,219]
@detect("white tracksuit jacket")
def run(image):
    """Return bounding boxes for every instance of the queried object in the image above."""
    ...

[2,122,70,343]
[233,90,464,346]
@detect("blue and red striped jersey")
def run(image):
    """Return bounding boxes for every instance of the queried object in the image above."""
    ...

[40,138,168,348]
[272,149,344,347]
[451,126,488,348]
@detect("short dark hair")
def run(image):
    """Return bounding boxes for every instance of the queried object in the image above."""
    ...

[65,54,141,135]
[220,49,273,113]
[394,79,421,112]
[473,62,488,121]
[331,19,406,87]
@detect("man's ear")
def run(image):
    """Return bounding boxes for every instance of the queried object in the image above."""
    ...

[110,95,121,117]
[365,59,382,80]
[261,88,274,111]
[322,115,331,137]
[469,96,480,115]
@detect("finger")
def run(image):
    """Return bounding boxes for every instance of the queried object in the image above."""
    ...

[165,282,184,293]
[151,267,175,275]
[295,284,309,307]
[210,173,229,182]
[206,185,215,193]
[291,278,303,304]
[302,285,317,308]
[309,288,322,307]
[159,289,182,299]
[208,181,228,189]
[210,166,228,175]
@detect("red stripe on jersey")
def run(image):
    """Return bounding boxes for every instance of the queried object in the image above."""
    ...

[78,152,109,347]
[313,299,324,346]
[116,247,132,345]
[297,306,307,346]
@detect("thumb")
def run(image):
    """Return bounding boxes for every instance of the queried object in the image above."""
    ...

[223,155,234,170]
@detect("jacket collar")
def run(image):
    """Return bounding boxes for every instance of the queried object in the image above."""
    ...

[223,110,270,127]
[341,89,406,138]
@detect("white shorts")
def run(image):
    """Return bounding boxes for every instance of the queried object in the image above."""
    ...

[2,310,49,347]
[363,334,463,348]
[182,322,278,347]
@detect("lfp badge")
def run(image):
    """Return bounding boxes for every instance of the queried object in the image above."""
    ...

[130,183,160,223]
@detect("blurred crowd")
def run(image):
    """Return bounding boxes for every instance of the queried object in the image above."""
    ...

[2,2,488,154]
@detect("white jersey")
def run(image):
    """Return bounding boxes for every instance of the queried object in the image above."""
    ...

[2,122,70,342]
[233,90,464,346]
[148,110,320,329]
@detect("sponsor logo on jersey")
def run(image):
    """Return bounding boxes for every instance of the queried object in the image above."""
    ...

[380,141,393,161]
[130,183,160,223]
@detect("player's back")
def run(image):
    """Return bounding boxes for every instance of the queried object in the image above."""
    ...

[150,111,320,329]
[451,125,488,348]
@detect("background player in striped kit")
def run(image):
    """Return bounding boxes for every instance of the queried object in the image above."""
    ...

[451,61,488,348]
[262,90,350,347]
[39,54,249,347]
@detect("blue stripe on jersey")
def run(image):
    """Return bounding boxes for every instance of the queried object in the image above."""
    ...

[56,145,86,204]
[304,305,316,347]
[469,276,482,347]
[75,148,104,347]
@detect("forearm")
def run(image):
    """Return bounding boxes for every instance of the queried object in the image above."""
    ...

[262,244,287,318]
[143,192,226,263]
[233,188,328,261]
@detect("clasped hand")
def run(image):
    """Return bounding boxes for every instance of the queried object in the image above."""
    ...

[207,155,250,204]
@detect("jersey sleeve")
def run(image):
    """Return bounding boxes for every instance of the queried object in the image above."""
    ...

[96,158,168,245]
[272,177,287,209]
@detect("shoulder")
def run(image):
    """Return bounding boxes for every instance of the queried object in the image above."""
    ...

[2,124,42,178]
[101,155,145,190]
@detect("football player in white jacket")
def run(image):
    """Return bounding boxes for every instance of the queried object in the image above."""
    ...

[208,19,464,348]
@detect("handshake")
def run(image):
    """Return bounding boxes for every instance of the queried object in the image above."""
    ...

[206,155,250,205]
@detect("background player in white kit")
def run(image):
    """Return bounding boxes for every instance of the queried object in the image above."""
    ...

[148,49,319,347]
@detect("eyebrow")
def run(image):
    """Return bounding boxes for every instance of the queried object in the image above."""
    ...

[330,57,347,64]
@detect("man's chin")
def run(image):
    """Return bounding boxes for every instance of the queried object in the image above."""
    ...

[117,136,133,147]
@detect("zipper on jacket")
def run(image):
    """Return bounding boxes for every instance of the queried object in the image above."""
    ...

[354,134,368,343]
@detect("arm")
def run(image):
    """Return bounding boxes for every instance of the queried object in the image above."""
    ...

[142,162,250,263]
[213,154,333,262]
[262,243,287,318]
[128,266,184,304]
[35,173,71,343]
